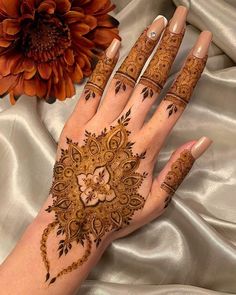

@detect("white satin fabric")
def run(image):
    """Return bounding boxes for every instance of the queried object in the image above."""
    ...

[0,0,236,294]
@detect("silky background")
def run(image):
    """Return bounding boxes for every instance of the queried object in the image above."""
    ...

[0,0,236,294]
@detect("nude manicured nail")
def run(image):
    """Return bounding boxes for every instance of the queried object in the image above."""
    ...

[147,15,168,40]
[169,6,188,33]
[192,31,212,58]
[191,137,213,159]
[106,38,121,58]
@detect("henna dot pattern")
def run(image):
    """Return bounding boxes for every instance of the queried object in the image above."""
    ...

[40,110,147,284]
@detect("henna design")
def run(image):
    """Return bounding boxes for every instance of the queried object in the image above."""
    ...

[114,29,157,93]
[40,110,147,284]
[84,53,117,100]
[139,26,184,100]
[164,55,207,116]
[161,150,195,197]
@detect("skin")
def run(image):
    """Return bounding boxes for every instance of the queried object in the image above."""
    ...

[0,6,212,295]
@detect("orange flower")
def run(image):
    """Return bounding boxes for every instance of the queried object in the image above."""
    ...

[0,0,120,103]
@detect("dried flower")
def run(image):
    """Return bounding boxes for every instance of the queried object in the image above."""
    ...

[0,0,120,103]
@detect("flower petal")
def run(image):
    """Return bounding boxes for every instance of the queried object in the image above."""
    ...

[81,0,114,15]
[64,11,84,24]
[92,28,120,47]
[38,63,52,80]
[70,22,90,35]
[0,39,12,47]
[23,78,37,96]
[0,52,22,76]
[35,78,47,98]
[38,0,56,14]
[97,14,119,28]
[70,62,83,83]
[55,0,71,14]
[83,15,97,30]
[64,73,75,97]
[53,76,66,100]
[20,0,36,16]
[2,19,20,35]
[22,58,35,73]
[0,0,20,18]
[24,68,37,80]
[64,48,75,66]
[72,35,94,48]
[0,75,18,96]
[10,75,24,98]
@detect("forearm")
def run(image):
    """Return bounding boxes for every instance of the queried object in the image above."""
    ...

[0,202,109,295]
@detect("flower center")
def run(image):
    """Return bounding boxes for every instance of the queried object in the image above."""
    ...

[21,14,71,62]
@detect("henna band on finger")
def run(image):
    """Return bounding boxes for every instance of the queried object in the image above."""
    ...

[164,55,207,116]
[161,150,195,207]
[139,26,184,100]
[84,53,118,100]
[114,29,157,93]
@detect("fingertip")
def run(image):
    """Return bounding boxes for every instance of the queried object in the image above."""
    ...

[106,38,121,59]
[192,31,212,58]
[191,136,213,159]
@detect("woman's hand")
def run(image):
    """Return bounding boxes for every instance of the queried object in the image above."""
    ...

[38,5,212,285]
[0,6,213,295]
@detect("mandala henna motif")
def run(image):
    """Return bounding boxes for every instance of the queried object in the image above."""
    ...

[40,110,147,284]
[161,150,195,198]
[84,53,117,100]
[114,29,157,93]
[139,26,184,100]
[164,55,207,117]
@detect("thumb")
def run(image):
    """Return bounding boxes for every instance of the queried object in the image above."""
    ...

[139,137,212,223]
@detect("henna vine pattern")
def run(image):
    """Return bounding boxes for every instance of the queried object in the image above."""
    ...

[161,150,195,200]
[40,110,147,285]
[139,26,184,100]
[84,53,117,100]
[164,55,207,117]
[114,29,157,94]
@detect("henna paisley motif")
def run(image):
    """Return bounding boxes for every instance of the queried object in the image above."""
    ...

[114,29,157,93]
[40,110,147,284]
[164,55,207,116]
[160,150,195,197]
[84,53,117,100]
[139,26,184,100]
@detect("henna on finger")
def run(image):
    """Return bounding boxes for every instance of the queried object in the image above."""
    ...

[164,55,207,117]
[84,39,120,100]
[139,6,188,100]
[160,137,212,208]
[114,16,166,94]
[160,149,195,197]
[164,31,212,117]
[139,26,184,100]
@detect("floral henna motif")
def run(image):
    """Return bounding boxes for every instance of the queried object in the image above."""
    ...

[84,53,117,100]
[114,29,157,94]
[164,55,207,116]
[40,110,147,285]
[139,26,184,100]
[161,150,195,199]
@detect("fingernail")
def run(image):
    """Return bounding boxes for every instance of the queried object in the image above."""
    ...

[169,6,188,33]
[147,15,168,40]
[191,137,213,159]
[192,31,212,58]
[106,38,121,58]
